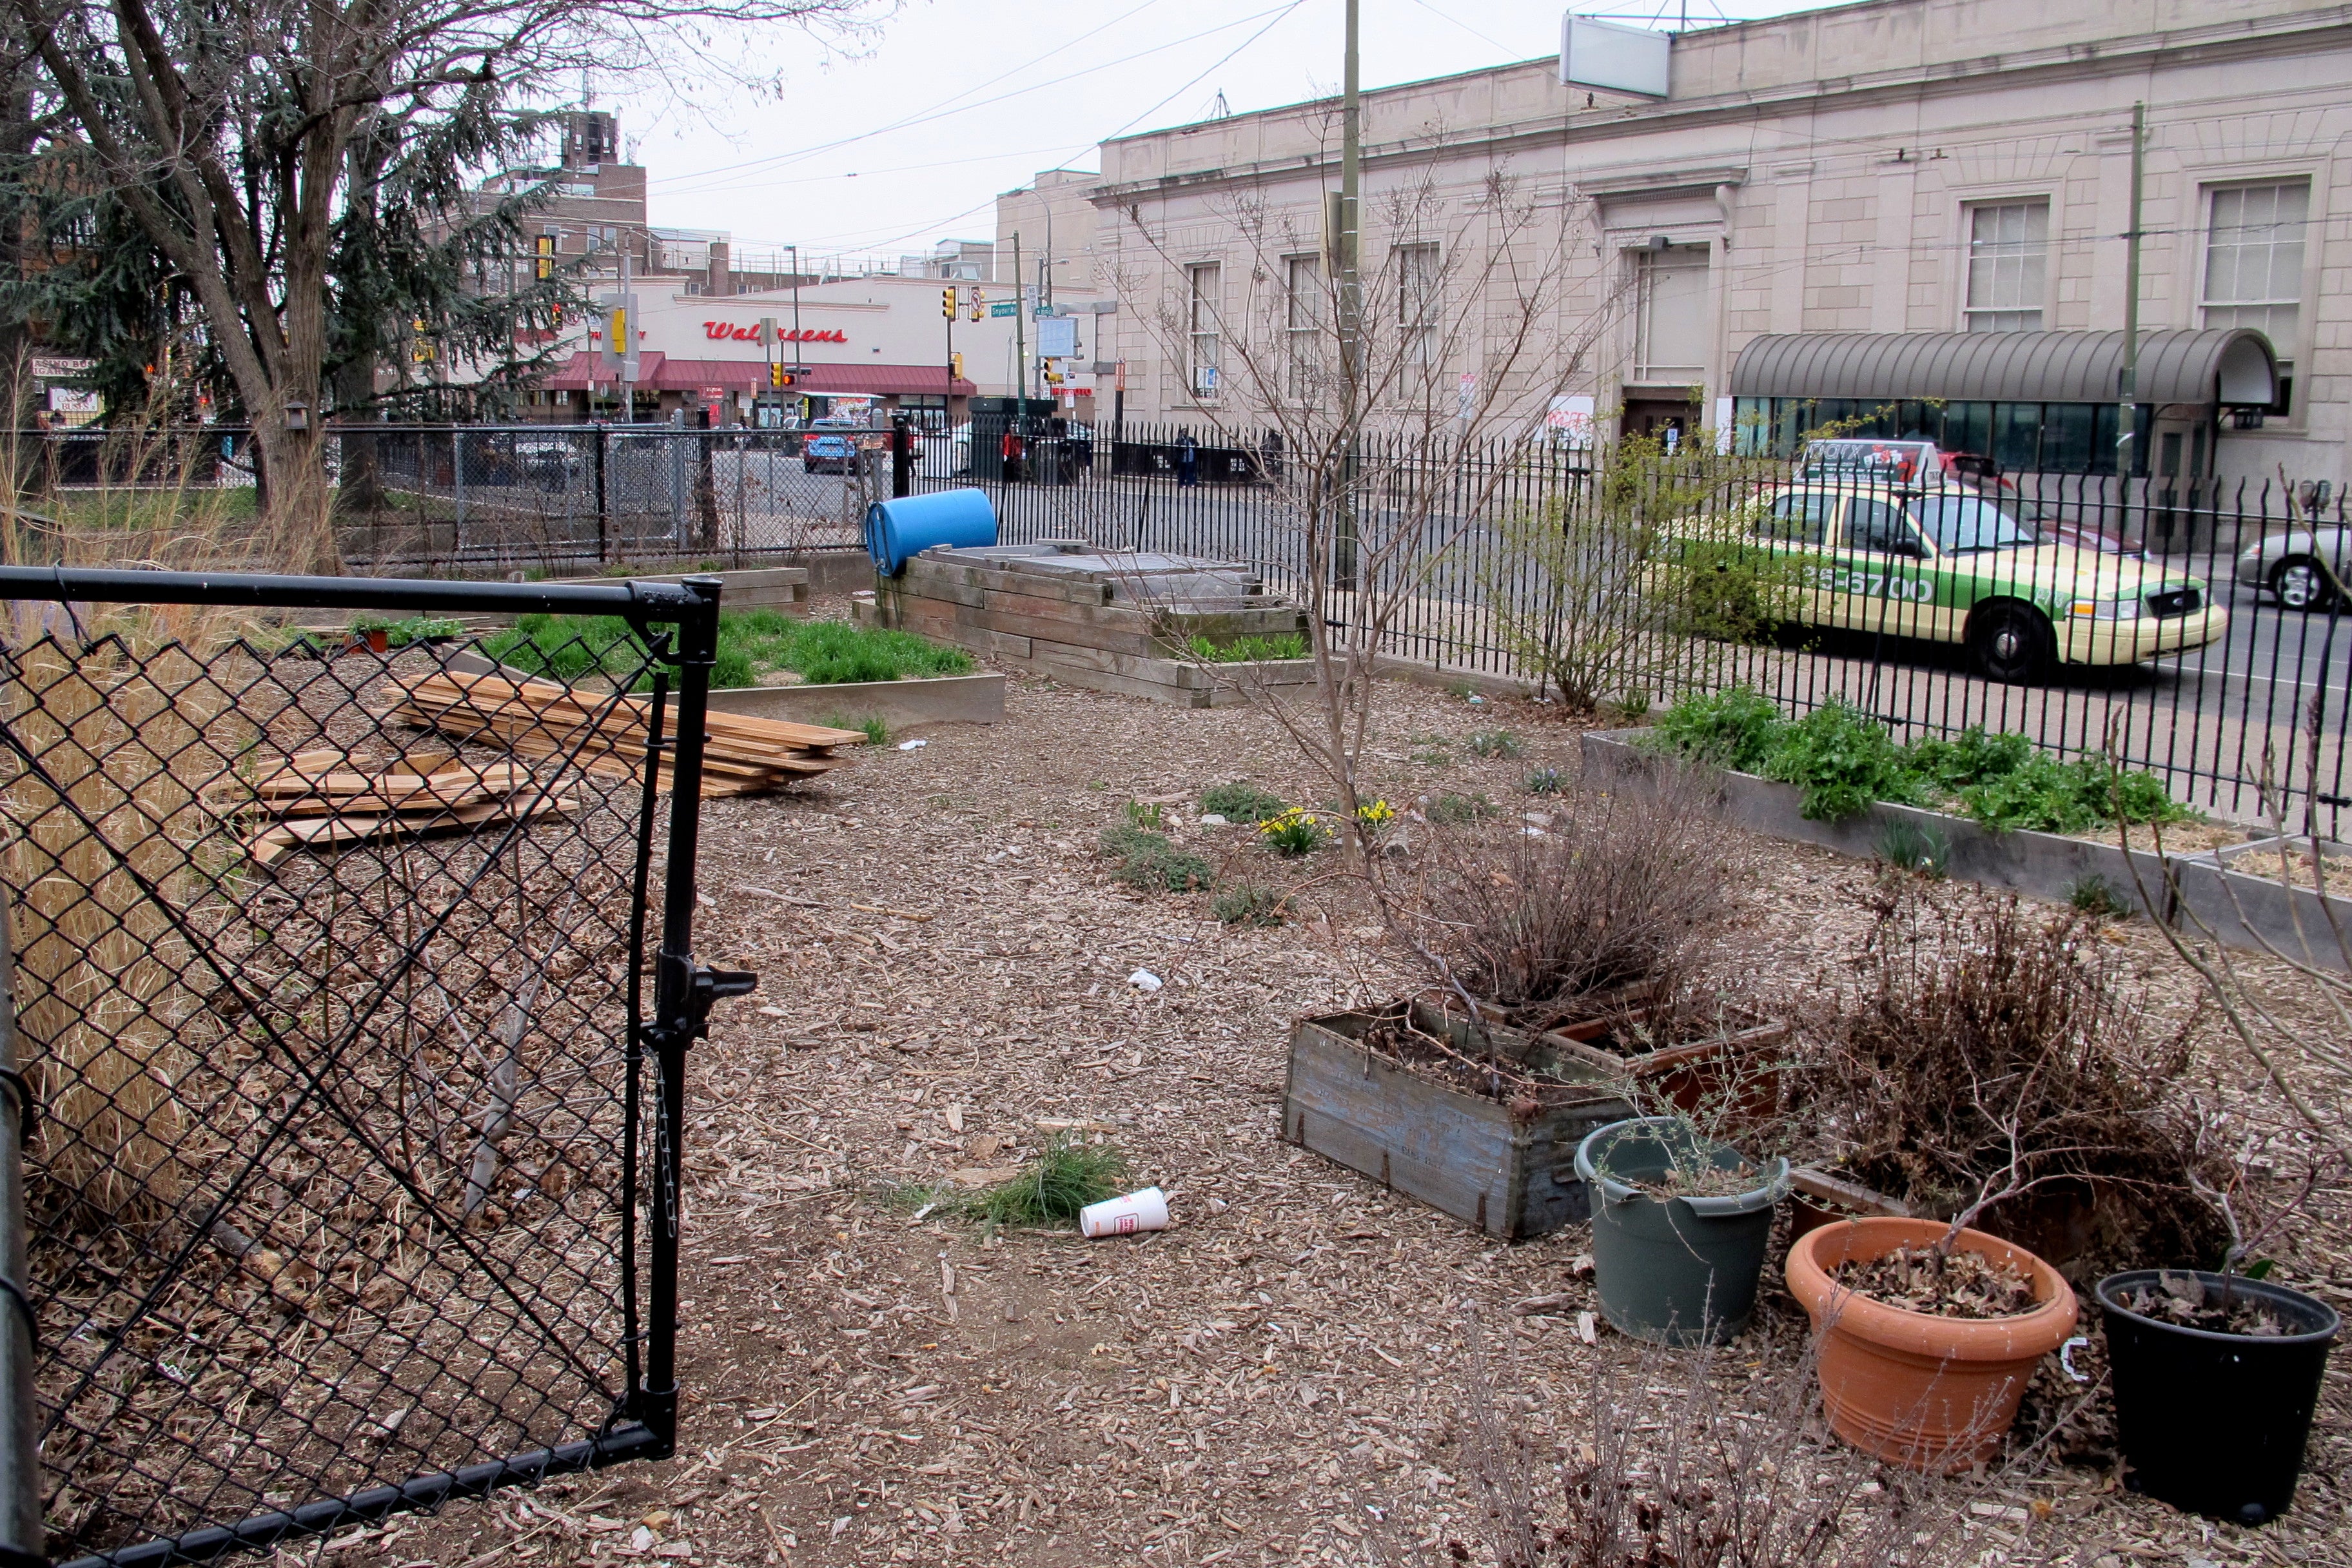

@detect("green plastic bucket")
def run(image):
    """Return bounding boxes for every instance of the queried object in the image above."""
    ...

[1575,1117,1788,1346]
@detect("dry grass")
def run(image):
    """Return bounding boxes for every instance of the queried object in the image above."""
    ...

[1400,770,1738,1030]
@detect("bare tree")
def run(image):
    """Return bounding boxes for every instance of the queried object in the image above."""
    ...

[1109,147,1621,869]
[6,0,870,568]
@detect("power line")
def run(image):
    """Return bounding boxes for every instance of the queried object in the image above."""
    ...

[651,2,1295,196]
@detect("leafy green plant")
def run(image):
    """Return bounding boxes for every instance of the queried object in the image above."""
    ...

[1646,687,1785,773]
[1184,632,1309,663]
[1873,819,1950,878]
[1212,884,1286,926]
[2069,874,2132,919]
[1469,729,1525,759]
[1125,799,1166,830]
[1906,726,2033,792]
[1257,808,1328,857]
[1098,822,1211,892]
[966,1135,1127,1228]
[1761,701,1925,822]
[1427,791,1494,824]
[1958,752,2188,835]
[1200,781,1288,823]
[1525,766,1564,795]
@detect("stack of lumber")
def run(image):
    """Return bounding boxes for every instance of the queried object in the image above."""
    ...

[235,752,576,867]
[382,669,863,798]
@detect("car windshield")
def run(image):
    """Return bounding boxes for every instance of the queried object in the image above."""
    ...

[1798,439,1940,485]
[1908,495,2039,553]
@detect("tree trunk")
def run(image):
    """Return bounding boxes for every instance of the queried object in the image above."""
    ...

[253,422,342,574]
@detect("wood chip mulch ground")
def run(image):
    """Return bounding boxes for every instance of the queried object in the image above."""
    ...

[316,618,2352,1568]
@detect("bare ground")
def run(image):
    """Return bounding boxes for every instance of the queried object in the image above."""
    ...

[309,629,2351,1568]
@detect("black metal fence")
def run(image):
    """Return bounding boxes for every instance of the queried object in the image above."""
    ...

[923,421,2352,836]
[14,420,2352,832]
[0,569,742,1567]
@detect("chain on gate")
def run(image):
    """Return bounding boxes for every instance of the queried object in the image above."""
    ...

[0,571,743,1568]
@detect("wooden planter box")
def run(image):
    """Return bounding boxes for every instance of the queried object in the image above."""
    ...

[1283,1002,1636,1240]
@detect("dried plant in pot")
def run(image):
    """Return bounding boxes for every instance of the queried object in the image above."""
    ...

[1786,883,2225,1277]
[1786,1215,2078,1473]
[1574,1115,1789,1346]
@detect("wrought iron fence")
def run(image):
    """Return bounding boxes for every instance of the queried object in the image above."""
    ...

[12,419,2351,832]
[0,569,745,1567]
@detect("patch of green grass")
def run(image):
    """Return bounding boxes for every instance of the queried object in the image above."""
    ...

[1469,729,1525,759]
[1213,884,1287,926]
[1525,767,1564,795]
[1126,800,1167,830]
[1427,791,1494,824]
[1098,823,1211,892]
[2069,874,2132,919]
[1201,782,1288,823]
[965,1135,1127,1228]
[1873,819,1950,879]
[1185,632,1310,663]
[483,610,972,692]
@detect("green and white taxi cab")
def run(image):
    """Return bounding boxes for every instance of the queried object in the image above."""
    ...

[1744,440,2228,682]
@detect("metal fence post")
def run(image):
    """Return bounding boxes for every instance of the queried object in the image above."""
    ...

[636,577,752,1458]
[0,891,40,1568]
[595,424,611,564]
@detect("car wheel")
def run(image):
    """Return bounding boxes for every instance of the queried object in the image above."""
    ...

[1967,603,2052,684]
[2271,555,2338,612]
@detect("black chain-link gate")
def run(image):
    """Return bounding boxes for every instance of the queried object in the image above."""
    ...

[0,569,747,1567]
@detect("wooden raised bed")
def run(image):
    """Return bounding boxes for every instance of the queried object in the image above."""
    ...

[1284,1002,1633,1239]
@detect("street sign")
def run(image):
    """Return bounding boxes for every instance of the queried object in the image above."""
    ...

[989,302,1017,317]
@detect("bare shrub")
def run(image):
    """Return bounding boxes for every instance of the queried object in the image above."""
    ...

[1402,774,1736,1028]
[1794,883,2224,1271]
[1373,1335,1960,1568]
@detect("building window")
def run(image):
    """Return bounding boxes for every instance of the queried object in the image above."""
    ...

[1631,244,1710,384]
[1396,242,1439,371]
[2203,181,2308,416]
[1187,262,1222,397]
[587,225,618,253]
[1963,201,2047,332]
[1284,254,1322,398]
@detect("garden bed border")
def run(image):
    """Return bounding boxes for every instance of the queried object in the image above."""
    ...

[1580,729,2352,973]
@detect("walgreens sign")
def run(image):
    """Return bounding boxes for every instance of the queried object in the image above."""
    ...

[703,321,845,343]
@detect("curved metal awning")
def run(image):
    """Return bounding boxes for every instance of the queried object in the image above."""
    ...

[1729,329,2277,407]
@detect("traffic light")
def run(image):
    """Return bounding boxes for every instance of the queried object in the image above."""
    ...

[770,362,795,389]
[411,317,435,364]
[608,305,627,348]
[950,351,965,379]
[941,287,958,319]
[535,233,554,280]
[968,288,985,322]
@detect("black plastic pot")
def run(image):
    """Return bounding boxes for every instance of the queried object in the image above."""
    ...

[1575,1117,1787,1346]
[2097,1269,2340,1525]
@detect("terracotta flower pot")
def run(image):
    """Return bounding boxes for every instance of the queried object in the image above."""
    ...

[1786,1216,2078,1473]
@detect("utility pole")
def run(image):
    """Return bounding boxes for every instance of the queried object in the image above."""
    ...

[1012,231,1030,406]
[620,238,634,424]
[2117,100,2146,478]
[789,242,803,375]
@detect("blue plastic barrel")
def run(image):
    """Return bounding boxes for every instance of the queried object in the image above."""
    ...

[865,489,997,576]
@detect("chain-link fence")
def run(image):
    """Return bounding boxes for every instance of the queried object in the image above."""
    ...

[0,569,743,1567]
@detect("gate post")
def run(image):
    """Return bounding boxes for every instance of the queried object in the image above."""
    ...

[635,578,753,1458]
[0,890,43,1568]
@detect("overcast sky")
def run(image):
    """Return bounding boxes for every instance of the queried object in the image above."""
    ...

[620,0,1823,264]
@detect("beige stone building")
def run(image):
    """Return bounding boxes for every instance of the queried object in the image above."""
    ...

[1006,0,2352,486]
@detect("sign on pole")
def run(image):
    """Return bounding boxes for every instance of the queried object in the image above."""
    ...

[1559,16,1670,97]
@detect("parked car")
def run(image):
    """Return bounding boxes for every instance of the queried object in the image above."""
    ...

[802,426,857,475]
[2235,526,2351,611]
[1716,439,2228,683]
